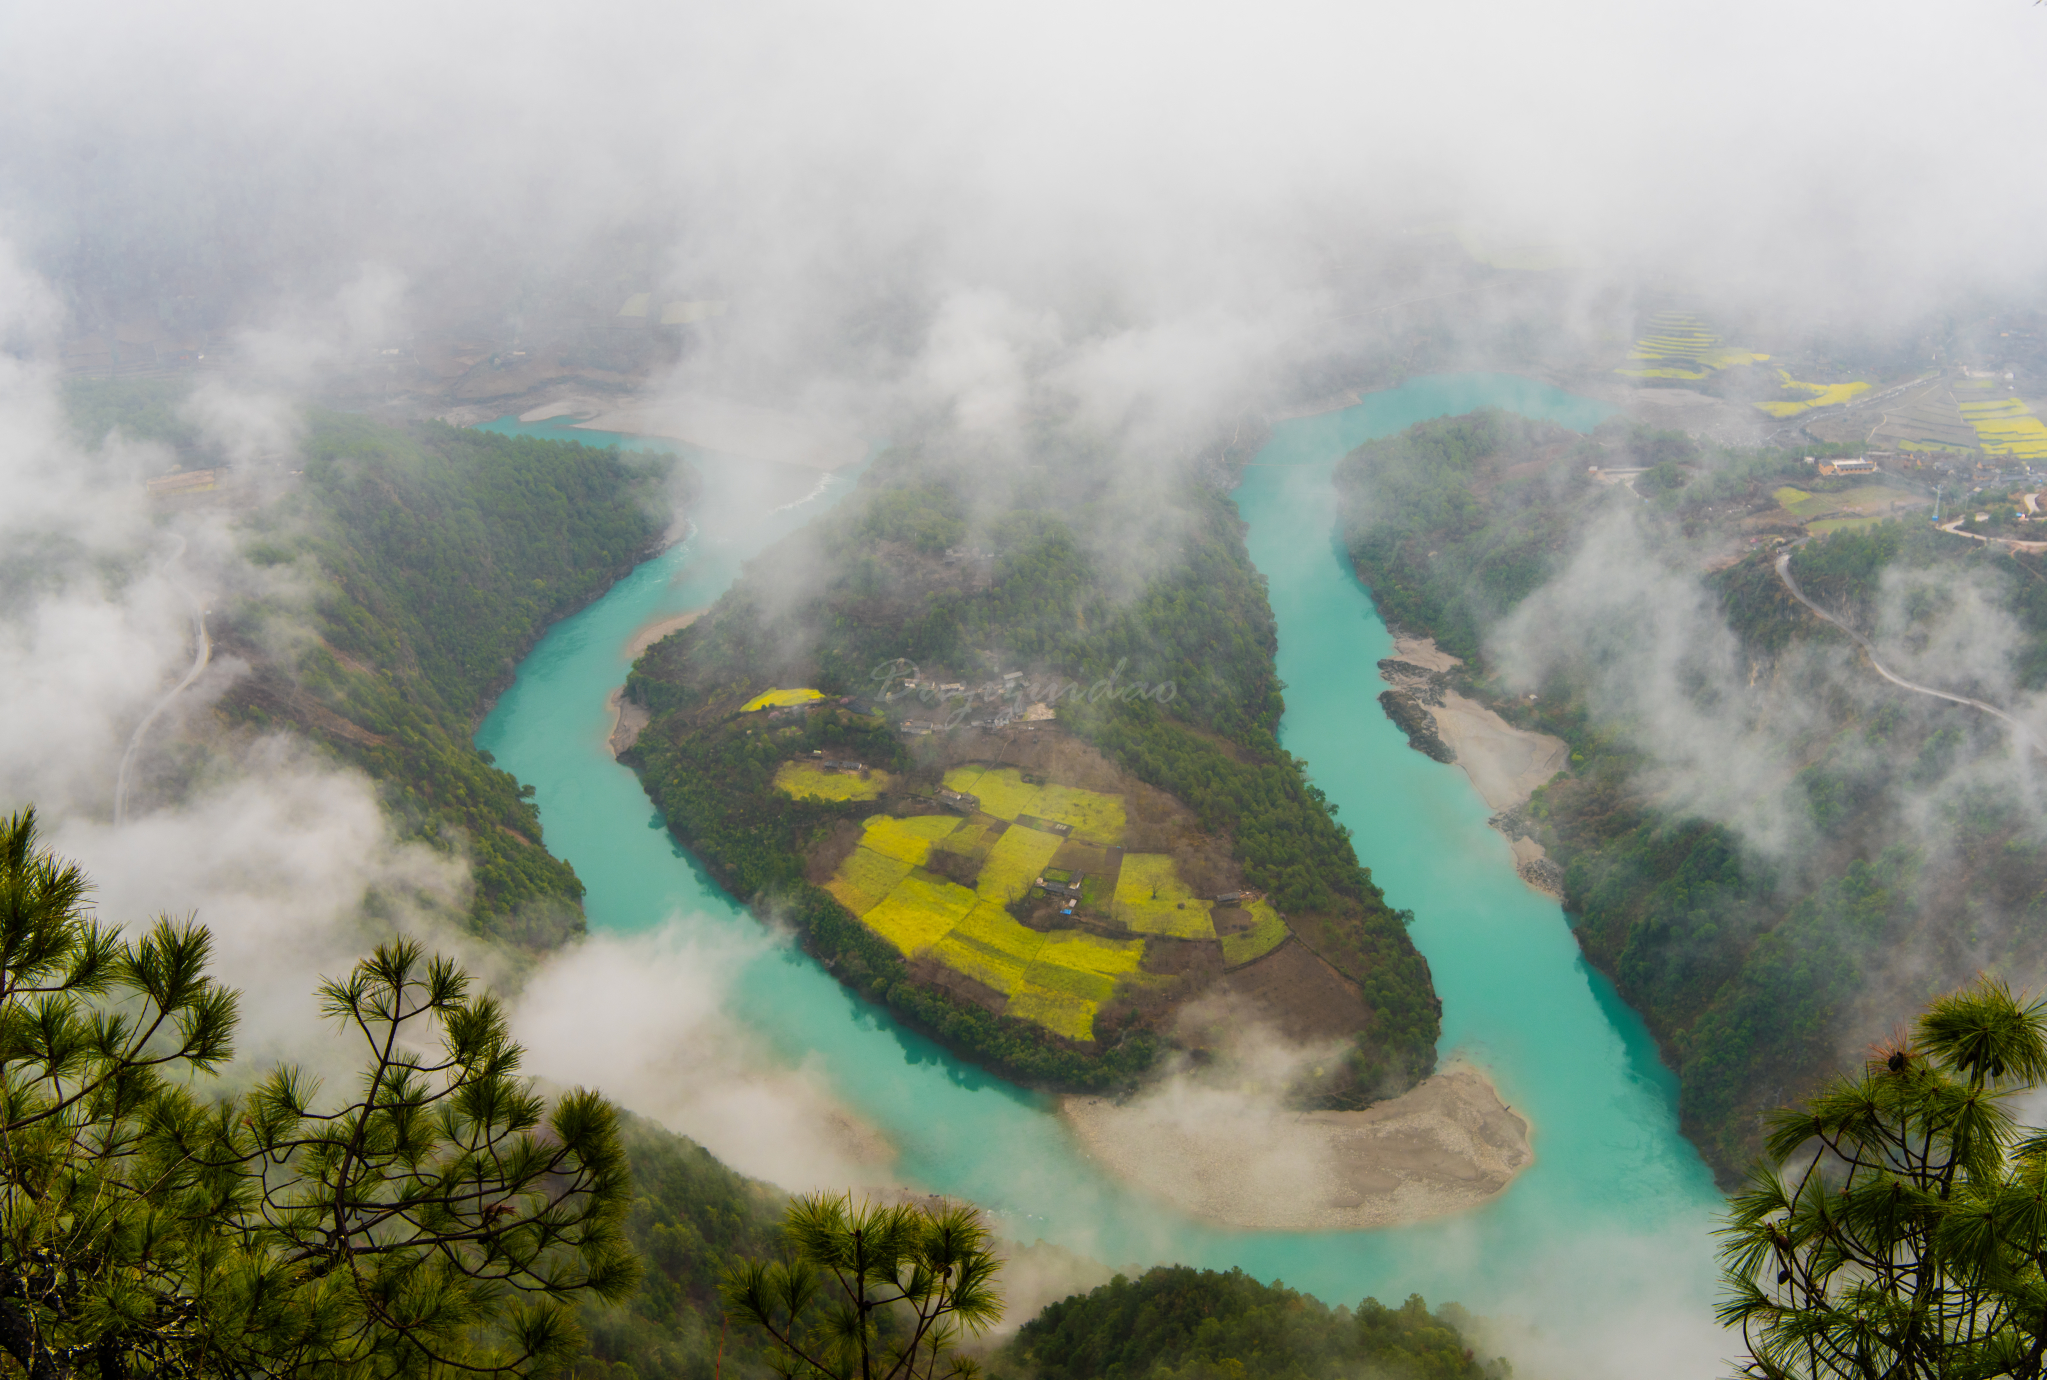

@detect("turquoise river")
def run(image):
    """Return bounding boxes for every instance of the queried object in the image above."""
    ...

[477,375,1728,1372]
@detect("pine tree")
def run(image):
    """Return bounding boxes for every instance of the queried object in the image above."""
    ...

[0,806,638,1379]
[1720,976,2047,1380]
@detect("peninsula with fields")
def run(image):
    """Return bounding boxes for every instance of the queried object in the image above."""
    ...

[617,440,1446,1110]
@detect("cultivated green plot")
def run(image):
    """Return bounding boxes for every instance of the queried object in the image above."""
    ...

[860,814,963,866]
[774,761,890,802]
[977,824,1065,904]
[1220,900,1290,967]
[1112,854,1216,939]
[826,846,913,916]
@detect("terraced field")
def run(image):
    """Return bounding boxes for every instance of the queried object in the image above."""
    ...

[822,769,1293,1041]
[773,761,890,801]
[1868,382,1983,453]
[1955,381,2047,460]
[1616,308,1769,380]
[1754,371,1871,418]
[1771,484,1926,534]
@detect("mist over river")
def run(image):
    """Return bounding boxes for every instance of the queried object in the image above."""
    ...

[476,377,1728,1375]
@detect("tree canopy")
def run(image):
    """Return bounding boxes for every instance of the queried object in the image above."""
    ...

[722,1192,1003,1380]
[0,805,638,1379]
[1721,976,2047,1380]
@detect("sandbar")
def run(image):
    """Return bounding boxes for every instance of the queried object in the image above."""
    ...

[606,688,651,758]
[1062,1063,1531,1232]
[1388,636,1566,813]
[576,394,866,470]
[518,394,609,424]
[625,607,706,661]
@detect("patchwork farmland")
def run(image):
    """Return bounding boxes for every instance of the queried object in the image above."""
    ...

[1954,379,2047,461]
[1616,308,1769,380]
[1754,370,1871,419]
[822,764,1292,1042]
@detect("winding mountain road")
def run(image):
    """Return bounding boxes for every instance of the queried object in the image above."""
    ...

[1773,549,2039,751]
[113,535,211,824]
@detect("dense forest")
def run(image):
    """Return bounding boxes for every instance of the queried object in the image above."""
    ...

[65,385,680,941]
[580,1113,786,1380]
[1337,409,2047,1178]
[997,1266,1506,1380]
[224,413,678,941]
[625,438,1441,1097]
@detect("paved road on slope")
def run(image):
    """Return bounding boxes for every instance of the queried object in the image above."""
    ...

[1773,549,2039,751]
[114,535,211,824]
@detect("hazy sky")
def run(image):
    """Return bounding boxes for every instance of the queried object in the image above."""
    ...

[4,0,2043,375]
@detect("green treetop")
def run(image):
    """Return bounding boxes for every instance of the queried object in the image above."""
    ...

[722,1192,1003,1380]
[0,805,639,1379]
[1720,976,2047,1380]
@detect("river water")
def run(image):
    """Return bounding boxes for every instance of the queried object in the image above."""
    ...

[476,378,1727,1370]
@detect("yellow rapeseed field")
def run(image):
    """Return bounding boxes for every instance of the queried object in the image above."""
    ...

[827,846,913,917]
[824,807,1153,1042]
[864,872,980,956]
[741,687,827,711]
[773,761,890,802]
[1616,310,1769,380]
[1957,393,2047,459]
[857,815,962,867]
[940,767,1126,845]
[1754,372,1871,418]
[1111,854,1216,939]
[975,825,1065,905]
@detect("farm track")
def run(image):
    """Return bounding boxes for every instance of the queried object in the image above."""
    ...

[1773,549,2039,752]
[114,535,210,825]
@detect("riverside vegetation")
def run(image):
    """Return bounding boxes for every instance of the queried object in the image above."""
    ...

[1336,408,2047,1181]
[69,384,680,944]
[227,414,681,944]
[621,435,1441,1102]
[54,387,1476,1380]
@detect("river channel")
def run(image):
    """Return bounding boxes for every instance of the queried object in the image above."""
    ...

[476,376,1727,1370]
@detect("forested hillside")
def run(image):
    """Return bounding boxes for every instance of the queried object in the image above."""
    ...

[624,439,1440,1100]
[1336,409,2047,1179]
[581,1113,786,1380]
[66,384,681,941]
[223,414,678,942]
[997,1266,1505,1380]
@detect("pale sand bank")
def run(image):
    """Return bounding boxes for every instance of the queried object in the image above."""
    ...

[576,394,866,470]
[626,608,706,661]
[1391,633,1462,674]
[1432,690,1569,814]
[1385,635,1569,895]
[1062,1064,1531,1231]
[606,688,651,758]
[519,394,610,423]
[1387,636,1567,813]
[606,609,703,756]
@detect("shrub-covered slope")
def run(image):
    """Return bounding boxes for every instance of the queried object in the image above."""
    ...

[998,1266,1505,1380]
[1336,409,2047,1180]
[222,413,676,942]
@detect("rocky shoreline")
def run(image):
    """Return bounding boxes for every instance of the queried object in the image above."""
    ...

[1378,636,1570,896]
